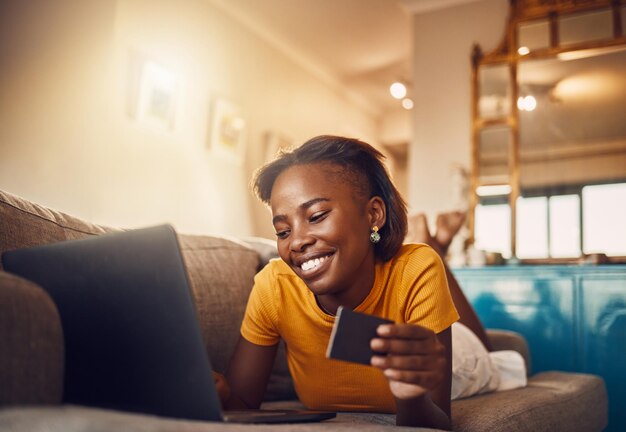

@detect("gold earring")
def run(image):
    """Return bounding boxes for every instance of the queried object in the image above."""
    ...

[370,226,381,244]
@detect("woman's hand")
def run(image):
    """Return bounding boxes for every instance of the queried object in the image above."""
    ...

[370,324,446,400]
[213,371,231,407]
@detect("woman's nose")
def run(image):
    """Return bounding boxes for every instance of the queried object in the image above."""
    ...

[289,225,314,252]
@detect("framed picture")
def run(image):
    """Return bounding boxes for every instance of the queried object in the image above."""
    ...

[137,62,180,131]
[209,97,246,164]
[127,50,180,132]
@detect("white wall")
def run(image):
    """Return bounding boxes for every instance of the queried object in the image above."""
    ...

[0,0,378,239]
[408,0,508,218]
[380,108,412,146]
[0,0,116,222]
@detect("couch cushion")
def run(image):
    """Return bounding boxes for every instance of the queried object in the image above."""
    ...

[177,235,259,369]
[179,234,296,401]
[451,371,608,432]
[0,272,64,406]
[0,190,117,268]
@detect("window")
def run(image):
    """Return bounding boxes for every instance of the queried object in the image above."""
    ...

[516,196,549,259]
[583,183,626,256]
[474,182,625,260]
[550,195,580,258]
[475,203,511,258]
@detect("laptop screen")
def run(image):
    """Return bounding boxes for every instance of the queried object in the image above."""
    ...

[2,225,223,421]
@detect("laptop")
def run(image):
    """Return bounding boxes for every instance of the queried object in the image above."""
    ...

[2,225,335,424]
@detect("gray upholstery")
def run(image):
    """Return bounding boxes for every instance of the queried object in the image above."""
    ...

[0,189,117,265]
[0,405,440,432]
[178,234,259,374]
[0,189,609,431]
[452,372,608,432]
[0,272,64,406]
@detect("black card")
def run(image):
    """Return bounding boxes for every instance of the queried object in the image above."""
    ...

[325,306,394,365]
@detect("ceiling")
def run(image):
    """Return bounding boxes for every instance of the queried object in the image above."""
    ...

[518,47,626,148]
[209,0,482,117]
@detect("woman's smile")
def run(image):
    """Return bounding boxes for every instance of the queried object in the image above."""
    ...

[294,252,334,280]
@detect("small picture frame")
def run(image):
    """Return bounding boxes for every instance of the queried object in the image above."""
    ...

[127,50,180,132]
[209,96,246,164]
[137,62,179,131]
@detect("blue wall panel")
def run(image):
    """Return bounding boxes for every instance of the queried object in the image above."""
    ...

[454,265,626,432]
[462,276,576,373]
[581,277,626,432]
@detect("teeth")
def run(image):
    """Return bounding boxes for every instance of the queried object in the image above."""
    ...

[301,256,327,271]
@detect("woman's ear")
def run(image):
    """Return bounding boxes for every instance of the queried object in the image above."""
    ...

[368,196,386,229]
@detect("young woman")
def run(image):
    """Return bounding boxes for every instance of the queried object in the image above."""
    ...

[220,135,459,429]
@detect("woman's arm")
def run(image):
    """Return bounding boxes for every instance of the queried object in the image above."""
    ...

[223,336,279,409]
[443,263,492,351]
[371,325,453,429]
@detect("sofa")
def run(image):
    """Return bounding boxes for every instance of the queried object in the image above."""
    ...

[0,188,608,431]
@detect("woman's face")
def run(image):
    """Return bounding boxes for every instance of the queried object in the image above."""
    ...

[270,162,384,302]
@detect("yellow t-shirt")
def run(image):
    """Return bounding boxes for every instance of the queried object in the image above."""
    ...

[240,243,459,413]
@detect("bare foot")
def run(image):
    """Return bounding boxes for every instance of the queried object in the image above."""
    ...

[435,211,466,254]
[407,213,446,257]
[407,213,433,244]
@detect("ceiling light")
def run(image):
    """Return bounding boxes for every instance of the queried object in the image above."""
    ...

[476,184,512,197]
[518,46,530,56]
[401,98,414,110]
[517,95,537,111]
[557,45,626,61]
[390,82,407,99]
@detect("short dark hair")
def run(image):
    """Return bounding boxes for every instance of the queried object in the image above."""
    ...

[252,135,408,262]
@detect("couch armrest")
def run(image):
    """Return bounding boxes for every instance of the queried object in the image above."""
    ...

[0,271,64,406]
[241,236,278,271]
[486,329,531,375]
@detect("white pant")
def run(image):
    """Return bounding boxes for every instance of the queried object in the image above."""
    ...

[451,322,527,400]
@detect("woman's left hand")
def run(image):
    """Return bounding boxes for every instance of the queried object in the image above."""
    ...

[370,323,446,400]
[213,371,231,406]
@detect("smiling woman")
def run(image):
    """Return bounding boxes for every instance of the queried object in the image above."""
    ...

[218,135,460,430]
[268,162,379,301]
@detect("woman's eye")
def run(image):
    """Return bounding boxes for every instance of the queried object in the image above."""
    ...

[310,211,329,223]
[275,230,290,239]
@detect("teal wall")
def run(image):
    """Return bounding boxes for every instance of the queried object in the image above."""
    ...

[454,265,626,432]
